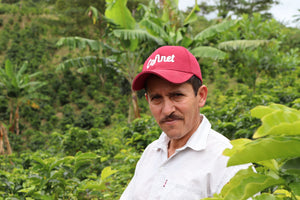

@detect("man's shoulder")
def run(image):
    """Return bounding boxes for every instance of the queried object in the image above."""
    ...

[207,129,233,150]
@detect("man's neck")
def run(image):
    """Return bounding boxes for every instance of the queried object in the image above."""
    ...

[167,115,203,158]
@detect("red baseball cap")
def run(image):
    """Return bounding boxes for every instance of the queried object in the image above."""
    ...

[132,46,202,91]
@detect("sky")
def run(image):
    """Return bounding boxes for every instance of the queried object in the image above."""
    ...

[178,0,300,27]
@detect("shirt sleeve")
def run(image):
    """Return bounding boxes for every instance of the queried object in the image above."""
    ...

[119,151,145,200]
[119,178,134,200]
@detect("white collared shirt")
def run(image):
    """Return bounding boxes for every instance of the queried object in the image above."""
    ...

[120,115,250,200]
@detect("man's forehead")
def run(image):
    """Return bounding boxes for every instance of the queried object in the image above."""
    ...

[147,75,179,87]
[146,76,190,93]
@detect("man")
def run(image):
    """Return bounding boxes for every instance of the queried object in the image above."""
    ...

[120,46,250,200]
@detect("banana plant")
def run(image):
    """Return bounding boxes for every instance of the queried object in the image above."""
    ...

[0,59,47,135]
[203,103,300,200]
[56,0,270,119]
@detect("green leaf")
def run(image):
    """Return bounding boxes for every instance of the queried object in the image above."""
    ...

[194,20,236,41]
[56,37,102,51]
[74,152,98,175]
[280,157,300,178]
[256,159,279,172]
[113,29,164,45]
[16,61,28,81]
[139,19,168,39]
[184,2,200,25]
[100,166,117,180]
[253,193,281,200]
[218,40,269,51]
[18,186,36,193]
[75,152,98,161]
[250,105,277,119]
[5,59,14,79]
[223,138,252,157]
[105,0,136,29]
[289,182,300,196]
[221,168,285,200]
[251,104,300,138]
[190,46,228,60]
[81,180,106,191]
[225,136,300,166]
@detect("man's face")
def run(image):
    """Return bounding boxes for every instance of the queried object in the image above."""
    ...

[146,76,207,141]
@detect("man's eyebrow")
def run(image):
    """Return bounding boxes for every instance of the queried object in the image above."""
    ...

[147,92,161,98]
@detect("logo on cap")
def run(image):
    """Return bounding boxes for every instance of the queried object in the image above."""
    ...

[146,54,175,69]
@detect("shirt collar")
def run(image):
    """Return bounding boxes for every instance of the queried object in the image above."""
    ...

[154,114,211,152]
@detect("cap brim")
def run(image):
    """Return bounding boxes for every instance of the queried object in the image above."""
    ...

[132,70,194,91]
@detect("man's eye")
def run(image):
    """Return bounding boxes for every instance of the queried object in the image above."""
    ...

[151,96,160,101]
[174,93,183,97]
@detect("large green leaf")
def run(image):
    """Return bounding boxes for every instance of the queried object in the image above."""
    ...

[194,20,236,41]
[218,40,269,51]
[251,104,300,138]
[5,59,14,79]
[253,193,282,200]
[56,37,102,51]
[105,0,135,29]
[16,61,28,81]
[289,182,300,196]
[113,29,164,45]
[139,19,168,39]
[221,168,285,200]
[56,56,99,72]
[190,46,228,60]
[280,157,300,178]
[224,136,300,166]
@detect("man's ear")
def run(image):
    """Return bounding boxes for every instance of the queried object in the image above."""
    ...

[197,85,208,107]
[145,93,149,101]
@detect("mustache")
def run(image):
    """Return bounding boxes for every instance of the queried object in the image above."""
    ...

[160,113,184,123]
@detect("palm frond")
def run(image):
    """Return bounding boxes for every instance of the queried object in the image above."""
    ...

[56,37,103,51]
[5,59,14,80]
[218,40,269,51]
[139,19,168,39]
[22,81,47,90]
[194,20,237,41]
[17,61,28,81]
[113,29,164,45]
[56,56,117,74]
[190,46,228,60]
[56,56,99,72]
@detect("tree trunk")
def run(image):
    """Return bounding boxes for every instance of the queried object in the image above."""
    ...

[131,89,140,118]
[0,126,4,155]
[0,124,12,155]
[15,105,20,135]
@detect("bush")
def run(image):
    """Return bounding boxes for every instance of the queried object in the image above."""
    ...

[62,126,104,155]
[122,115,161,152]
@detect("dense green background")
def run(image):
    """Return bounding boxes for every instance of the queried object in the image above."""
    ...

[0,0,299,199]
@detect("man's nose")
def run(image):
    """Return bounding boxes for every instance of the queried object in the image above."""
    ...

[162,98,175,116]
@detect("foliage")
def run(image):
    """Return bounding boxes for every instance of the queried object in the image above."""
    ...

[216,0,279,19]
[0,151,117,199]
[203,104,300,200]
[122,114,161,152]
[0,59,47,135]
[218,13,299,91]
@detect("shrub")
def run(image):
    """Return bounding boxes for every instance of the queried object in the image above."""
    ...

[122,115,161,152]
[203,104,300,200]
